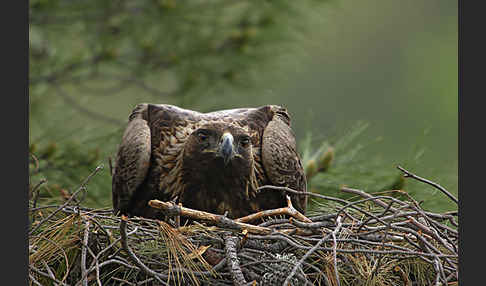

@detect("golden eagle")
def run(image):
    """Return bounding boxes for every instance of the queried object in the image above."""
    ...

[112,103,307,219]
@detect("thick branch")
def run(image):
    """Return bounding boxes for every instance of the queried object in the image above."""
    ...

[81,219,90,286]
[224,234,248,286]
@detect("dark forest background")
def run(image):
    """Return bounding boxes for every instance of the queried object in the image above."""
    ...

[29,0,457,213]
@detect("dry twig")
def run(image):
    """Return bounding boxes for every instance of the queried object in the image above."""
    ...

[397,165,458,204]
[29,165,103,236]
[236,195,311,223]
[149,199,274,235]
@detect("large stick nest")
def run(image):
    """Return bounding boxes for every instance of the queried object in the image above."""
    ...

[29,166,458,286]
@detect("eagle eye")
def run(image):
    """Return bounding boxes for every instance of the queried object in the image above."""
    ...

[240,136,251,147]
[196,130,209,142]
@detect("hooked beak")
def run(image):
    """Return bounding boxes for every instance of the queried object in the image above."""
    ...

[219,132,235,165]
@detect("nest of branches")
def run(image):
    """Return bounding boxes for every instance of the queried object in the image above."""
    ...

[29,165,458,286]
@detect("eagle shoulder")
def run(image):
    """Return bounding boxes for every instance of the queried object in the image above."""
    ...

[112,104,151,214]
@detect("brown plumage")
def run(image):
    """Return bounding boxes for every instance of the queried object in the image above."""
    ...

[112,103,307,219]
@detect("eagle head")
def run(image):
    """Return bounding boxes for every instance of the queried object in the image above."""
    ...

[184,122,252,168]
[181,122,256,201]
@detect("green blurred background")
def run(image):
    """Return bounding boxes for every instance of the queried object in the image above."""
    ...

[29,0,457,213]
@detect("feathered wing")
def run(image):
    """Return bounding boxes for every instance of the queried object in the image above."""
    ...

[112,104,152,215]
[261,106,308,214]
